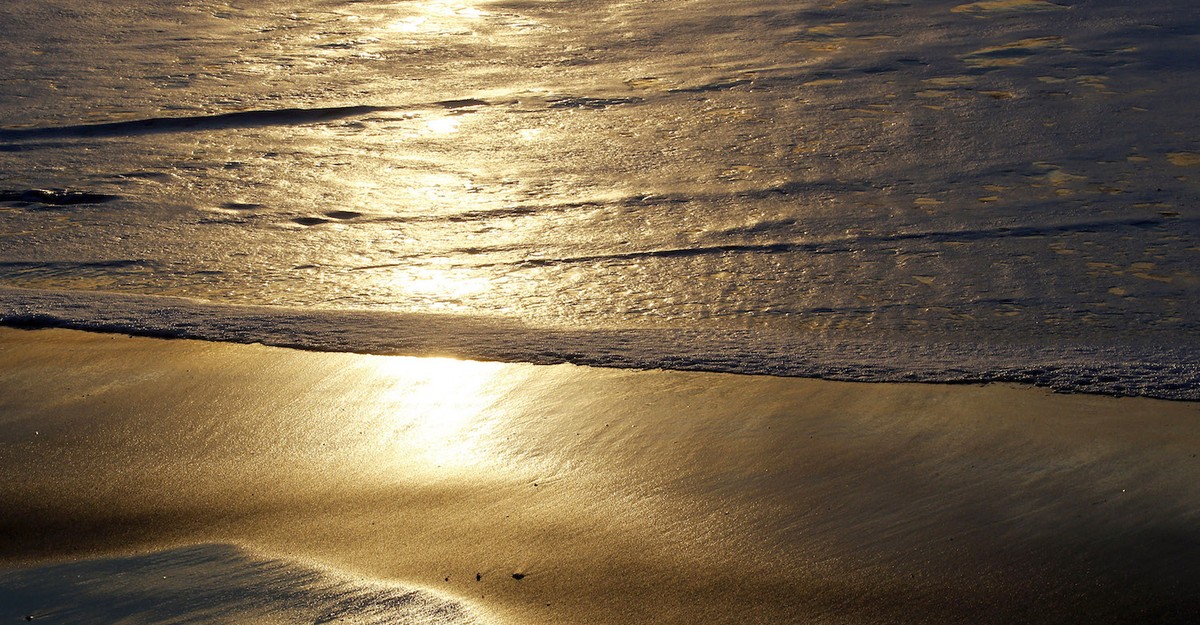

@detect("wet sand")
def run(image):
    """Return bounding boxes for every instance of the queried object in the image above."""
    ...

[2,327,1199,624]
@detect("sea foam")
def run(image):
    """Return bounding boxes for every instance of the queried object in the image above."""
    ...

[2,286,1195,400]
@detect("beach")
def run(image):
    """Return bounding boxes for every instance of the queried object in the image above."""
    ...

[3,0,1200,620]
[3,327,1199,624]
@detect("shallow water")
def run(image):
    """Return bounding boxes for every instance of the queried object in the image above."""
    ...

[0,544,491,625]
[1,0,1198,396]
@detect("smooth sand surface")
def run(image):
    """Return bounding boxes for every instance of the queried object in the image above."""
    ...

[2,327,1199,624]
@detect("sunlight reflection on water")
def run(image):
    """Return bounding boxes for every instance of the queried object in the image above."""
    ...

[0,0,1197,360]
[385,0,491,35]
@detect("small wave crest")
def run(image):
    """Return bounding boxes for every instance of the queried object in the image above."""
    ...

[1,287,1196,400]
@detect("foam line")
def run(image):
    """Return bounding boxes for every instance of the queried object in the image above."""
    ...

[1,287,1196,400]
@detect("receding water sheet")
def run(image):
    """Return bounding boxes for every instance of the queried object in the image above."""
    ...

[0,544,490,625]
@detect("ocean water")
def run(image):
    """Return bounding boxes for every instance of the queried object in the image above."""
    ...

[1,0,1198,398]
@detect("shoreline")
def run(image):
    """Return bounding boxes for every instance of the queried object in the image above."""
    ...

[3,327,1200,624]
[4,286,1198,401]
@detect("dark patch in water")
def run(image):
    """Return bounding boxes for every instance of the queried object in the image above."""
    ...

[547,96,643,109]
[222,202,263,211]
[0,259,148,269]
[293,217,331,226]
[0,189,119,205]
[0,105,397,140]
[113,171,175,181]
[324,210,362,220]
[0,314,64,329]
[437,98,490,108]
[668,79,753,93]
